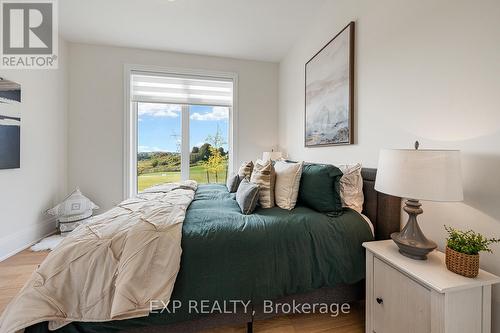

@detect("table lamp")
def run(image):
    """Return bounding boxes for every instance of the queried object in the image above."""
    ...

[262,150,284,162]
[375,143,463,260]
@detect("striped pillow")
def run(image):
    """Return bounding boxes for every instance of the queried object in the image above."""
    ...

[338,163,364,213]
[237,161,254,180]
[250,159,276,208]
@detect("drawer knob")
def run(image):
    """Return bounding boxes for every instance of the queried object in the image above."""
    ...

[376,297,383,304]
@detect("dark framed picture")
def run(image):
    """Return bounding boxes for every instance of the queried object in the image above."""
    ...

[0,78,21,169]
[305,22,354,147]
[0,78,21,103]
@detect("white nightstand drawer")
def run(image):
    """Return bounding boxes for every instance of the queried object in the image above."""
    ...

[364,240,500,333]
[373,257,430,333]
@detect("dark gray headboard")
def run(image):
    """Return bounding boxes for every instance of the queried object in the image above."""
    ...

[361,168,401,240]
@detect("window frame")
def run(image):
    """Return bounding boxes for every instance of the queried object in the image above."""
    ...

[123,64,238,198]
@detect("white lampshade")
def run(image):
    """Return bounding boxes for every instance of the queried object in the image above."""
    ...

[375,149,463,202]
[262,151,283,161]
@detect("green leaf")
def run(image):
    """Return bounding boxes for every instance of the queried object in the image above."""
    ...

[444,225,500,255]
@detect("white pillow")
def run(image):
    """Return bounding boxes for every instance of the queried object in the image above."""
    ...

[47,188,99,223]
[338,163,364,213]
[274,161,303,210]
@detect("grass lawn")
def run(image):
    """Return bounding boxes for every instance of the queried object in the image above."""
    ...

[138,165,227,192]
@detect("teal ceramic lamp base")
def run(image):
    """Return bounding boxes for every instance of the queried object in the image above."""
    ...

[391,199,437,260]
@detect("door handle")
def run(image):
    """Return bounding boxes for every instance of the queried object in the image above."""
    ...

[376,297,383,304]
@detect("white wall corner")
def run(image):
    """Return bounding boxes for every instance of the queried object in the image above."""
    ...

[0,217,57,262]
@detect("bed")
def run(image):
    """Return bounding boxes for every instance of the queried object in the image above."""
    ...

[26,168,400,333]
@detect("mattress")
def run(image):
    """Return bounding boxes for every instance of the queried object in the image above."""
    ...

[26,184,373,333]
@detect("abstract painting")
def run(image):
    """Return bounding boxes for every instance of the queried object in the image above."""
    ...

[305,22,354,146]
[0,78,21,169]
[0,78,21,103]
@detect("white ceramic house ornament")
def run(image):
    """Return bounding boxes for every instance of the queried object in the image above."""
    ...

[47,188,99,235]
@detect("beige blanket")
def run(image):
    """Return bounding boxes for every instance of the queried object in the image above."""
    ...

[0,181,197,333]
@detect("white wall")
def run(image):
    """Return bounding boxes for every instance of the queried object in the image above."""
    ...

[0,38,68,260]
[278,0,500,330]
[68,43,278,211]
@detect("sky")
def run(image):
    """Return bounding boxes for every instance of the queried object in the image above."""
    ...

[137,103,229,153]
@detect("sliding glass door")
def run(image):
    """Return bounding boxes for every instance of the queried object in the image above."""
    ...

[128,70,234,194]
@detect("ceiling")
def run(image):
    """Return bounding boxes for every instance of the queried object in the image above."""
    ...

[59,0,325,63]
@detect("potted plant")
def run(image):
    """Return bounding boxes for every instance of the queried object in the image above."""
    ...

[445,226,500,278]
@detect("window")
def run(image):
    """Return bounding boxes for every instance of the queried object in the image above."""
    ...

[124,67,237,196]
[137,102,182,191]
[188,106,229,185]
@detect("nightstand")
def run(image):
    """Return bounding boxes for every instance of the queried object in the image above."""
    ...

[363,240,500,333]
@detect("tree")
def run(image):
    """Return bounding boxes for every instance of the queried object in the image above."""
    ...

[198,143,212,161]
[202,125,228,183]
[205,125,226,149]
[137,164,147,175]
[202,146,226,183]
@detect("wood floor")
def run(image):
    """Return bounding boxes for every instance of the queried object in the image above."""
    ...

[0,250,365,333]
[0,249,50,313]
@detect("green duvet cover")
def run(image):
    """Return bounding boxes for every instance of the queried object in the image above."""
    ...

[27,184,373,332]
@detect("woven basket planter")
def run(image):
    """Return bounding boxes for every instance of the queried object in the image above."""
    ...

[445,246,479,278]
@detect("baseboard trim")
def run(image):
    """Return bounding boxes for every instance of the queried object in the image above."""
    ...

[0,218,57,262]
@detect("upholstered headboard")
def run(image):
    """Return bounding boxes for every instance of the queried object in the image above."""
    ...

[361,168,401,240]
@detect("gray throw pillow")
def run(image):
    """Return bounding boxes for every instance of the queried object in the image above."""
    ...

[226,172,241,193]
[236,179,260,215]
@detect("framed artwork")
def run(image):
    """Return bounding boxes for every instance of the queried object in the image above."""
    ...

[0,78,21,103]
[0,78,21,169]
[305,22,354,147]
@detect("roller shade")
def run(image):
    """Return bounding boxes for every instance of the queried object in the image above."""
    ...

[131,73,233,107]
